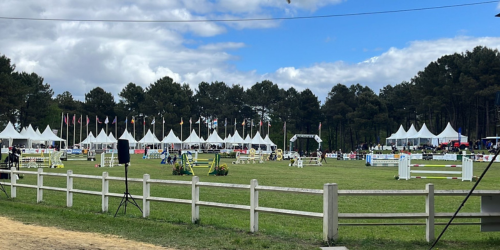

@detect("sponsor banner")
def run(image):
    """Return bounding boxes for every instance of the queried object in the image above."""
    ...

[71,149,83,154]
[325,153,337,158]
[410,154,423,160]
[106,149,117,153]
[432,154,457,161]
[135,149,145,154]
[234,149,248,154]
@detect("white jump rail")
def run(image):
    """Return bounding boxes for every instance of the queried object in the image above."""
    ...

[2,168,500,243]
[100,152,118,167]
[398,154,473,181]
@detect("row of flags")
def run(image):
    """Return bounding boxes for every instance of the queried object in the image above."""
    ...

[63,115,322,131]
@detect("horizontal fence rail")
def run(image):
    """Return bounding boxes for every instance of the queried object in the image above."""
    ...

[1,167,500,242]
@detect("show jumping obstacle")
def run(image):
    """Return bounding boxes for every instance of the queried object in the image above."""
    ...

[100,152,118,167]
[398,154,473,181]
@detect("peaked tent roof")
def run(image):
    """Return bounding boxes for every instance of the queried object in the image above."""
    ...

[35,128,43,137]
[183,129,202,144]
[225,134,232,143]
[119,130,138,144]
[81,132,96,144]
[0,122,28,139]
[206,130,225,144]
[405,124,418,138]
[436,122,458,138]
[41,125,65,141]
[409,123,436,139]
[138,129,161,144]
[162,129,182,144]
[390,125,407,139]
[20,124,46,141]
[244,134,252,144]
[251,131,267,144]
[227,131,245,144]
[94,129,113,143]
[264,134,276,146]
[107,132,117,143]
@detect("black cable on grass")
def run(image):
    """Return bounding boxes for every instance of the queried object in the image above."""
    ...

[429,147,500,250]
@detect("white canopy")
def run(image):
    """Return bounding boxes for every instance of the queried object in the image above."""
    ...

[251,131,267,145]
[0,122,28,139]
[184,129,203,145]
[226,131,245,144]
[119,130,138,144]
[20,124,46,142]
[107,132,117,143]
[409,123,438,146]
[436,122,468,143]
[138,129,161,144]
[162,129,182,144]
[206,130,225,144]
[35,128,43,137]
[264,134,276,146]
[405,124,418,138]
[41,125,65,142]
[94,129,114,144]
[244,134,252,144]
[81,132,96,144]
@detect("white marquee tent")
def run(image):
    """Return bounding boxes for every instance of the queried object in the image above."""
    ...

[409,123,437,146]
[138,129,161,144]
[119,130,138,146]
[436,122,468,144]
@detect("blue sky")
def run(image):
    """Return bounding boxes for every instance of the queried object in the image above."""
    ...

[1,0,500,103]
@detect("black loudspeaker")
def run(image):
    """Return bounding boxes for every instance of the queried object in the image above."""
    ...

[496,91,500,107]
[117,139,130,164]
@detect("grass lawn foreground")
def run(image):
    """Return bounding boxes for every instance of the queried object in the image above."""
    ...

[1,153,500,250]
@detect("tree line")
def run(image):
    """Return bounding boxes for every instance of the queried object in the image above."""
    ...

[1,45,500,152]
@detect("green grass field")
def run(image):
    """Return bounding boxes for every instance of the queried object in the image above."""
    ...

[0,154,500,250]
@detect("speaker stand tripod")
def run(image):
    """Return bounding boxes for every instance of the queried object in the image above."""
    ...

[114,163,142,217]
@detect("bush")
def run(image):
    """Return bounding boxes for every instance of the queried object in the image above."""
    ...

[172,163,183,175]
[216,163,229,176]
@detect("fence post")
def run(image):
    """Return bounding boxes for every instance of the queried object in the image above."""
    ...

[67,170,73,207]
[250,179,259,232]
[37,168,43,203]
[102,172,109,212]
[143,174,150,218]
[192,176,199,223]
[323,183,338,242]
[426,183,435,242]
[10,167,16,198]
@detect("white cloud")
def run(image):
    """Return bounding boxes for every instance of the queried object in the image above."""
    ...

[267,36,500,101]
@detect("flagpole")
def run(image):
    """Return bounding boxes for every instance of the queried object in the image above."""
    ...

[106,116,108,135]
[86,115,88,142]
[268,121,270,135]
[59,112,63,149]
[126,116,128,131]
[162,116,165,139]
[283,121,286,151]
[181,118,183,150]
[234,118,236,134]
[79,114,82,145]
[66,113,69,149]
[251,119,253,138]
[153,116,155,137]
[190,117,192,133]
[72,114,75,148]
[115,116,117,138]
[133,116,136,140]
[225,118,227,142]
[243,120,245,139]
[198,118,201,149]
[95,116,97,137]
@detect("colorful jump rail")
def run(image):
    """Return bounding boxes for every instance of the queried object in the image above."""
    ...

[398,154,473,181]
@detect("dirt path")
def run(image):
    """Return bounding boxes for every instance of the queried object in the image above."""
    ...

[0,217,175,250]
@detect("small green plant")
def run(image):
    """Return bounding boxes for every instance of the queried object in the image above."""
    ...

[172,162,183,175]
[216,163,229,176]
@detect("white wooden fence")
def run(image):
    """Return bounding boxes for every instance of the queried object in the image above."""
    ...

[1,167,500,243]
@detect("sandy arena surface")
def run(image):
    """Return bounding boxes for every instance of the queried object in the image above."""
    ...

[0,217,175,250]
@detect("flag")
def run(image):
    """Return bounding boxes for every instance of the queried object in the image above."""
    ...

[97,116,102,124]
[112,117,117,124]
[64,115,67,124]
[104,116,109,124]
[259,120,262,126]
[125,117,128,124]
[77,116,81,124]
[224,119,227,127]
[268,121,271,127]
[72,114,76,125]
[251,120,254,126]
[189,118,192,124]
[242,120,245,126]
[163,117,165,124]
[131,117,135,124]
[86,116,90,125]
[319,122,322,130]
[151,118,155,125]
[143,119,145,125]
[180,118,184,125]
[195,118,200,124]
[213,119,218,127]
